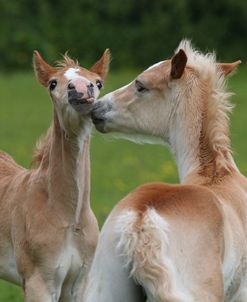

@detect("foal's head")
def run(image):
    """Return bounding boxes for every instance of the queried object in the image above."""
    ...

[33,50,110,134]
[92,40,240,144]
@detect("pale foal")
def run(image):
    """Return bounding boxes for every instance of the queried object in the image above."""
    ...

[85,40,246,302]
[0,49,110,301]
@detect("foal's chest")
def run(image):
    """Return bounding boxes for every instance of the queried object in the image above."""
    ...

[55,230,85,291]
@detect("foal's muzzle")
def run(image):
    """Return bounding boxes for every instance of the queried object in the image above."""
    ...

[91,101,111,133]
[68,84,94,114]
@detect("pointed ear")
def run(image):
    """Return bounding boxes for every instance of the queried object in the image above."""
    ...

[33,51,56,87]
[90,49,111,81]
[217,60,241,76]
[170,49,187,79]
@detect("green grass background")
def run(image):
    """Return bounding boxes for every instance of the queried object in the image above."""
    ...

[0,67,247,300]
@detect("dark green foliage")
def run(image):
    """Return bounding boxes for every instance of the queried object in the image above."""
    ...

[0,1,247,70]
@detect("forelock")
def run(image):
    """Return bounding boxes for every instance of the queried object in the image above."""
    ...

[55,53,79,69]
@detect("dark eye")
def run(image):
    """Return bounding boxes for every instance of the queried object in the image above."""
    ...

[49,80,57,91]
[135,80,147,92]
[96,80,103,90]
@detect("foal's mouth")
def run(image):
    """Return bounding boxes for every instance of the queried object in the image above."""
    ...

[68,89,95,113]
[69,97,95,113]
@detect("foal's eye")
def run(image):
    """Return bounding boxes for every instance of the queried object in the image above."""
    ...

[96,80,103,90]
[49,80,57,91]
[135,80,147,93]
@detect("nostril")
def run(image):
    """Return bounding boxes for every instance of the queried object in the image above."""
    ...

[88,83,94,89]
[87,82,95,98]
[68,82,75,90]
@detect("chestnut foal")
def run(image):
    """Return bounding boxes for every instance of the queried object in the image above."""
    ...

[86,41,247,302]
[0,49,110,301]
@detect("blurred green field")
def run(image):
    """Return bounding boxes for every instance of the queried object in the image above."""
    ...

[0,67,247,300]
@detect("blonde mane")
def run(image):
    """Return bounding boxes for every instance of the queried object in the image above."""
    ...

[56,53,80,69]
[177,40,235,177]
[31,127,52,168]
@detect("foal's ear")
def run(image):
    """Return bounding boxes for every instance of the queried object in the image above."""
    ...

[33,51,56,87]
[170,49,187,79]
[217,60,241,76]
[90,49,111,81]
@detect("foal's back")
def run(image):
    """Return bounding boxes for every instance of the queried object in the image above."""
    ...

[0,151,25,284]
[0,151,24,177]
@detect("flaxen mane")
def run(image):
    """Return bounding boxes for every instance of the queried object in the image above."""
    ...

[31,127,52,168]
[56,53,79,68]
[178,40,235,175]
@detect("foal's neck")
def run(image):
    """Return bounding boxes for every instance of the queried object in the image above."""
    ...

[46,111,92,224]
[169,92,238,185]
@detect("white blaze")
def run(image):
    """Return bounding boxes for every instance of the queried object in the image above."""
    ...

[64,68,80,80]
[64,68,90,84]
